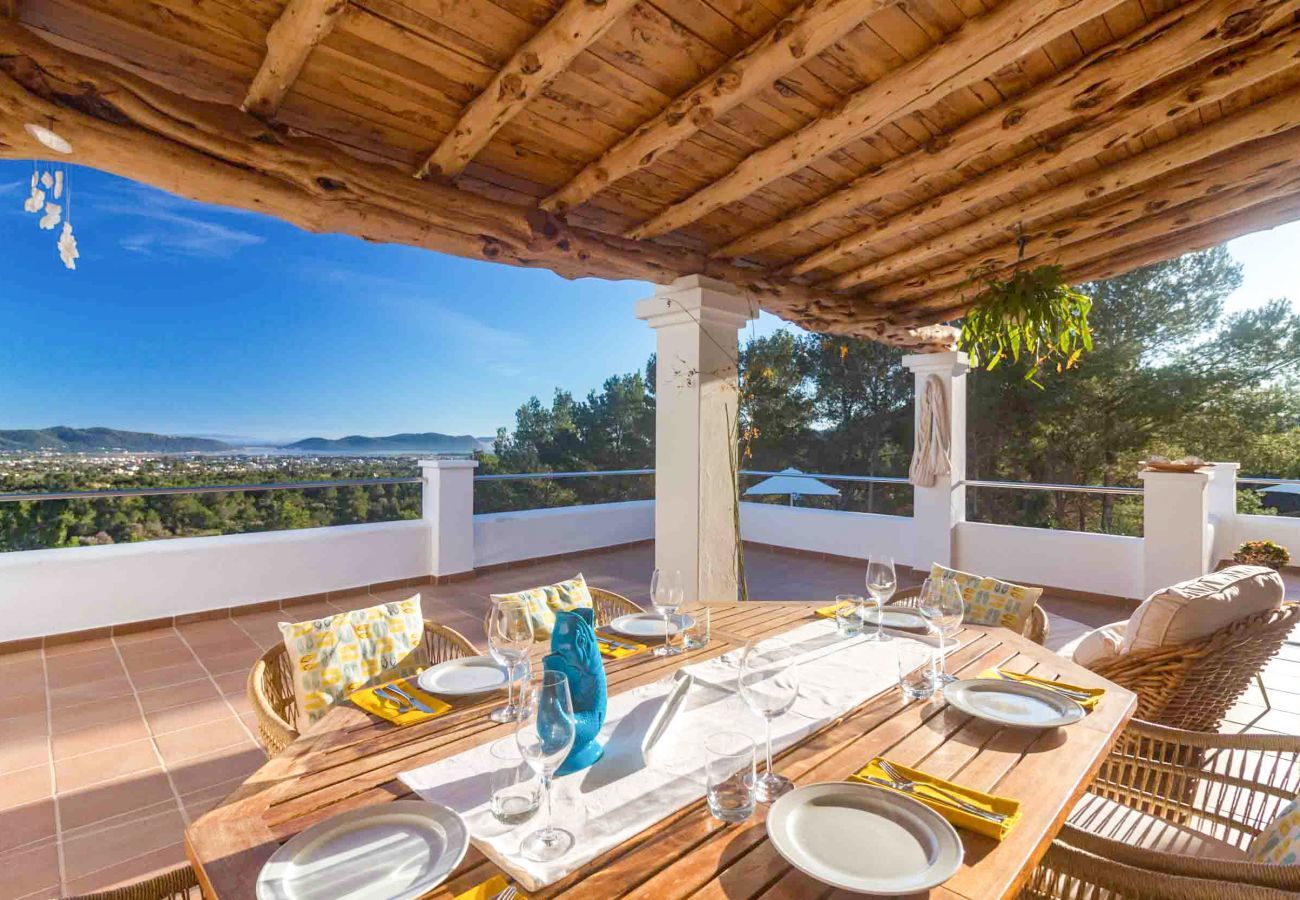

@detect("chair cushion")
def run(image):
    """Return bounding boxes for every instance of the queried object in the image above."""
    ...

[491,573,593,640]
[1250,795,1300,865]
[930,563,1043,632]
[1070,621,1127,670]
[1069,792,1248,861]
[278,596,424,727]
[1123,565,1284,655]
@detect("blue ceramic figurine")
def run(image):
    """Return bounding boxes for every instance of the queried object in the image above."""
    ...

[543,607,607,774]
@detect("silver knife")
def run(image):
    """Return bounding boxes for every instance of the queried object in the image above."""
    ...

[596,632,639,650]
[851,774,1008,822]
[387,683,436,714]
[994,671,1092,701]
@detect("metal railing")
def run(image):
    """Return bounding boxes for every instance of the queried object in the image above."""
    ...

[474,469,653,482]
[1238,476,1300,486]
[965,478,1142,496]
[740,469,908,485]
[0,477,421,503]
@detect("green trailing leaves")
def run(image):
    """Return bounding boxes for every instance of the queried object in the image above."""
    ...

[958,263,1093,388]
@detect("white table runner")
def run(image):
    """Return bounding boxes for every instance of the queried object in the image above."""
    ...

[399,618,950,891]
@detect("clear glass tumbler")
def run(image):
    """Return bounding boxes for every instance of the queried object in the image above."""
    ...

[898,642,936,700]
[834,594,863,638]
[489,737,540,826]
[705,731,756,823]
[682,602,710,649]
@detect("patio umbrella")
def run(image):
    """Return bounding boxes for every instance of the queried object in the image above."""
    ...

[744,468,841,507]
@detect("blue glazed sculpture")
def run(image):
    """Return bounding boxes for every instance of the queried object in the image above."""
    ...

[543,607,607,774]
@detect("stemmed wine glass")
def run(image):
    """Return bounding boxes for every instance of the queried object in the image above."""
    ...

[650,568,684,657]
[919,577,964,684]
[515,670,577,862]
[739,638,800,803]
[487,599,534,723]
[864,554,897,642]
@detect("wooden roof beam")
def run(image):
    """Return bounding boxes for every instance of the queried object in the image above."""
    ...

[3,1,18,21]
[726,0,1299,266]
[831,87,1300,291]
[539,0,898,214]
[625,0,1131,241]
[243,0,347,120]
[415,0,640,181]
[867,126,1300,308]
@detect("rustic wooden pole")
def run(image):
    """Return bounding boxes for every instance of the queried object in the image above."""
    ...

[243,0,348,120]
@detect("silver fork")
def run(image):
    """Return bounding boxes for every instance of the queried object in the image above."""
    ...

[995,670,1093,701]
[493,885,518,900]
[374,686,409,711]
[878,760,1008,821]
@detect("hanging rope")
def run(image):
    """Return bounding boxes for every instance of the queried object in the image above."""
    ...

[909,374,951,487]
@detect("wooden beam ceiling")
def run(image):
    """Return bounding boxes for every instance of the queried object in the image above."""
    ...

[243,0,348,120]
[415,0,639,181]
[539,0,897,215]
[623,0,1131,241]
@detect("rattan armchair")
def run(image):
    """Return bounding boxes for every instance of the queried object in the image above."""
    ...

[889,584,1049,646]
[1086,602,1299,732]
[248,620,478,758]
[1025,720,1300,899]
[67,865,201,900]
[484,585,644,638]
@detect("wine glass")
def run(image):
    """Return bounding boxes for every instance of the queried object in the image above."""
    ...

[918,577,964,684]
[864,554,897,642]
[650,568,684,657]
[515,670,576,861]
[739,638,800,803]
[487,599,534,723]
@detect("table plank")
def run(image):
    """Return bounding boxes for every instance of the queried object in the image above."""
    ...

[186,602,1135,900]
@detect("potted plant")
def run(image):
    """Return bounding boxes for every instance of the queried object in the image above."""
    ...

[1233,540,1291,571]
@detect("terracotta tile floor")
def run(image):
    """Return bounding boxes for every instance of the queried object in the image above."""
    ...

[0,544,1293,898]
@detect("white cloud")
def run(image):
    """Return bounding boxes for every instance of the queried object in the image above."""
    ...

[80,180,265,259]
[0,180,24,198]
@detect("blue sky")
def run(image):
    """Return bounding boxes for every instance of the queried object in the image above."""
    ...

[1,162,1295,442]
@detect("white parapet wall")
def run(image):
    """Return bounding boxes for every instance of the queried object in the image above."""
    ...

[0,519,432,643]
[1235,513,1300,561]
[472,500,654,568]
[739,502,917,567]
[955,521,1145,599]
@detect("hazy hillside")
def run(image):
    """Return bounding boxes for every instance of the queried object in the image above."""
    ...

[284,432,492,453]
[0,427,230,453]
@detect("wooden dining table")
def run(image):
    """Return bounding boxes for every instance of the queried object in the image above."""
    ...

[186,601,1135,899]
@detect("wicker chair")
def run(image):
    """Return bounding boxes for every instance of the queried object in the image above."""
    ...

[1085,602,1299,732]
[888,584,1049,646]
[248,620,478,758]
[484,586,644,638]
[67,865,201,900]
[1024,720,1300,899]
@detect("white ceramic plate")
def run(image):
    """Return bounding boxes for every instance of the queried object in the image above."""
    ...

[256,800,468,900]
[417,656,519,696]
[861,606,929,631]
[943,678,1086,729]
[609,612,693,638]
[767,782,963,895]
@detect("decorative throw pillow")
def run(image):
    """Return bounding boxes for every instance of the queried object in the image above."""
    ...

[1250,795,1300,865]
[1070,621,1127,670]
[1123,565,1283,655]
[491,573,593,640]
[930,563,1043,633]
[278,596,424,727]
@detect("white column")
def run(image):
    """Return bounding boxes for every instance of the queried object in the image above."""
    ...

[420,459,478,579]
[1140,468,1213,596]
[901,351,969,572]
[636,275,758,602]
[1205,462,1240,569]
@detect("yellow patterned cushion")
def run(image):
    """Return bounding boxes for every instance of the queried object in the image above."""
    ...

[1250,796,1300,865]
[491,573,593,640]
[930,564,1042,633]
[278,596,424,726]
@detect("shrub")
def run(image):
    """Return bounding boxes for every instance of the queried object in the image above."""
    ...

[1233,540,1291,570]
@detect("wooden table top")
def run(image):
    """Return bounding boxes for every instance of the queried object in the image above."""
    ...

[186,602,1135,899]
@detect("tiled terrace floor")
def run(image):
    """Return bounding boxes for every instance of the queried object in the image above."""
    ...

[0,544,1295,898]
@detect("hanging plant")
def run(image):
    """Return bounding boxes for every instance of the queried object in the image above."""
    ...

[957,228,1092,387]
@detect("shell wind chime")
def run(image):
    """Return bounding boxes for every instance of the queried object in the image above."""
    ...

[21,123,79,270]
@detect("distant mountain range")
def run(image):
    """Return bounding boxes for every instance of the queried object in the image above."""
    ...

[0,427,495,454]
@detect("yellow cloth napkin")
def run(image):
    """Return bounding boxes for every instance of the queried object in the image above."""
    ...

[349,677,452,726]
[815,599,856,618]
[978,668,1104,711]
[594,631,650,659]
[454,875,526,899]
[850,757,1020,841]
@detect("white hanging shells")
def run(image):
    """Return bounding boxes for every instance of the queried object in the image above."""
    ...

[39,201,62,230]
[58,222,79,270]
[40,171,53,189]
[24,185,45,213]
[54,171,64,200]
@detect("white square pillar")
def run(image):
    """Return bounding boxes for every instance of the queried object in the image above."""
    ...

[1140,468,1213,596]
[1205,462,1240,568]
[636,276,758,602]
[420,459,478,579]
[901,351,969,571]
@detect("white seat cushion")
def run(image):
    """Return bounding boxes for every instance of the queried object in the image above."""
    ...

[1123,565,1284,655]
[1069,792,1248,861]
[1069,621,1127,670]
